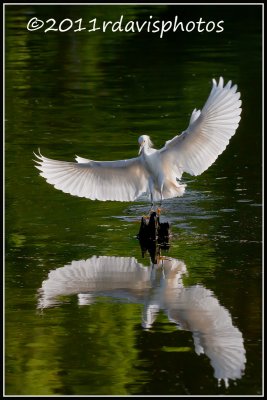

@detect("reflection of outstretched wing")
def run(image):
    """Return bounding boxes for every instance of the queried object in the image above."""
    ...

[37,254,245,387]
[38,256,151,309]
[167,285,246,387]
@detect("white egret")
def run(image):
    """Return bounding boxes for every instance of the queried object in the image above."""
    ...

[34,77,241,207]
[38,255,246,387]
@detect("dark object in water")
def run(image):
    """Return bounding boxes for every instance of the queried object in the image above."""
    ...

[137,212,170,263]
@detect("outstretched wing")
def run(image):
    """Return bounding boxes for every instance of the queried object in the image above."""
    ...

[160,77,242,177]
[34,152,148,201]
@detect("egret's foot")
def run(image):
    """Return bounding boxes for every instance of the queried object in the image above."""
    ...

[142,215,150,219]
[149,205,155,214]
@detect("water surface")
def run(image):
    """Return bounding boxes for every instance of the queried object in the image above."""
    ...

[5,4,262,396]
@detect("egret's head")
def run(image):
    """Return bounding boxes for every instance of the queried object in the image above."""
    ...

[138,135,153,154]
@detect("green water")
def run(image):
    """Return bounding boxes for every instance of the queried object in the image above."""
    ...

[5,4,262,396]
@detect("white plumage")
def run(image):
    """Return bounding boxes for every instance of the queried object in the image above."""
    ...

[34,77,241,204]
[38,255,246,387]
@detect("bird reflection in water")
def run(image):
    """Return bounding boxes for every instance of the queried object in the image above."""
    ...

[37,242,246,389]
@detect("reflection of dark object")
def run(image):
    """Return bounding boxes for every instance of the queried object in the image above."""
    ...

[137,212,170,263]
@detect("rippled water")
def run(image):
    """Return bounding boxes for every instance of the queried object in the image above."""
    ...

[5,4,262,396]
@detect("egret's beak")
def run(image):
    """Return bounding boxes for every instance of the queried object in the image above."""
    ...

[139,142,144,154]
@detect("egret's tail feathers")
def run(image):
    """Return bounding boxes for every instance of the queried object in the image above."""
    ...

[163,182,186,200]
[153,181,186,201]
